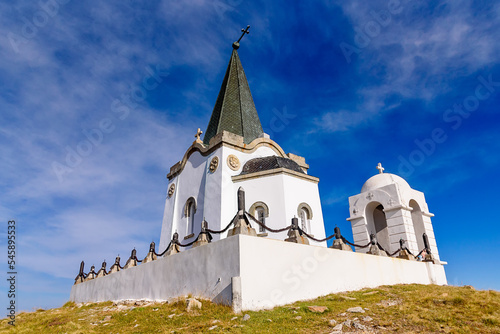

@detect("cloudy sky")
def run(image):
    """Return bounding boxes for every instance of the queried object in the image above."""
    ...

[1,0,499,311]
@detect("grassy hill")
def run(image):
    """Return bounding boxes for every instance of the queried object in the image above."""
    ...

[2,284,499,333]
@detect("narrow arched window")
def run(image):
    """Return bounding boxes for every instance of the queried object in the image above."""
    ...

[249,201,269,233]
[300,207,310,232]
[256,206,265,233]
[184,197,197,237]
[297,203,313,233]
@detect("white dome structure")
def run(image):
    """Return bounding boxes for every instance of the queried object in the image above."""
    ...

[361,173,411,193]
[347,163,440,260]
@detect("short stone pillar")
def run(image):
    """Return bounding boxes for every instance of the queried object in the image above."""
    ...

[165,232,180,256]
[85,265,96,281]
[124,249,138,269]
[74,261,86,285]
[227,187,257,237]
[330,226,352,251]
[285,217,309,244]
[193,220,212,248]
[397,239,415,260]
[422,233,437,264]
[108,256,121,274]
[96,261,107,278]
[367,234,387,256]
[143,241,157,263]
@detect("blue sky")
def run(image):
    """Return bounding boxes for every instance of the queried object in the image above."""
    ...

[1,0,499,312]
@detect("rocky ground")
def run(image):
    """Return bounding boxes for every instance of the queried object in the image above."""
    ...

[2,284,500,333]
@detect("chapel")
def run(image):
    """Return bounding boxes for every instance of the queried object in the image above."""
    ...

[70,27,446,311]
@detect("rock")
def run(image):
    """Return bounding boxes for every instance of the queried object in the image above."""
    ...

[103,315,112,322]
[339,295,356,300]
[331,323,343,333]
[267,319,272,322]
[329,319,337,326]
[362,316,373,322]
[378,299,402,307]
[295,316,302,320]
[134,324,139,327]
[186,298,202,312]
[231,317,238,321]
[153,308,159,311]
[308,305,328,313]
[211,320,220,324]
[242,314,250,321]
[353,321,367,330]
[342,319,352,328]
[339,312,347,317]
[363,291,379,295]
[346,306,365,313]
[168,313,176,319]
[208,325,218,330]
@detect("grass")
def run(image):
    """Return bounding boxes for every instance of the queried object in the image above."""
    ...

[1,284,500,333]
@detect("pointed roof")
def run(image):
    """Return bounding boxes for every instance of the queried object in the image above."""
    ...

[203,48,264,145]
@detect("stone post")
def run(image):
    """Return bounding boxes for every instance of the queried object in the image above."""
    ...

[165,232,180,256]
[228,187,257,236]
[143,241,158,263]
[285,217,309,244]
[124,249,138,269]
[330,226,352,251]
[367,234,387,256]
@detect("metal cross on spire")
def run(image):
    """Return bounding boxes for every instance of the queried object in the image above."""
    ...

[232,25,250,50]
[376,162,385,174]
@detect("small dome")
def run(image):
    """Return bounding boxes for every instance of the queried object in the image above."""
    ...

[240,156,304,175]
[361,173,411,193]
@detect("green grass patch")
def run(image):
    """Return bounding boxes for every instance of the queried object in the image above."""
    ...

[2,284,500,333]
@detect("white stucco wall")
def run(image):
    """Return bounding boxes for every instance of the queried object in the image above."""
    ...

[71,235,240,305]
[160,142,323,250]
[70,235,447,311]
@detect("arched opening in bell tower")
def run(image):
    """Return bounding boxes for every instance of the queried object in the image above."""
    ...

[366,201,390,251]
[409,199,425,251]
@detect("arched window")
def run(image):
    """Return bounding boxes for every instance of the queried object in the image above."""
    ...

[249,201,269,233]
[184,197,197,236]
[297,203,313,233]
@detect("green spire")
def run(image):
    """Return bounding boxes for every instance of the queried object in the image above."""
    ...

[203,48,264,145]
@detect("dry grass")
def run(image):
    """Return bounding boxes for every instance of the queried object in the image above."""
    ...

[1,284,500,333]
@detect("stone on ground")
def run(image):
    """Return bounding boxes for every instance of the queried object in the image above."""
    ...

[242,314,250,321]
[346,306,365,313]
[330,323,343,333]
[308,305,329,313]
[185,298,202,312]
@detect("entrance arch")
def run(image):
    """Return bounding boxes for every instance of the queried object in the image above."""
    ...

[365,202,390,251]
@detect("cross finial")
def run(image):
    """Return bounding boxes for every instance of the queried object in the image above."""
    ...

[195,128,203,143]
[232,25,250,50]
[376,162,385,174]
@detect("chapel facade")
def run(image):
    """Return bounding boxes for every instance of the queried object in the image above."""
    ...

[158,42,327,251]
